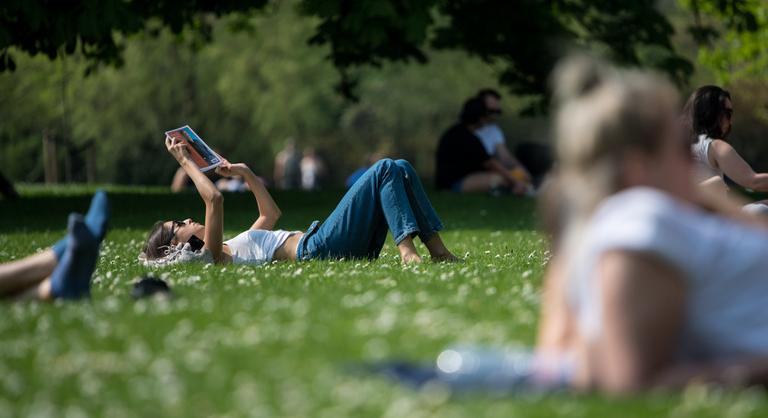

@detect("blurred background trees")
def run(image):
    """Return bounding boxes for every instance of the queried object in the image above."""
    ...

[0,0,766,186]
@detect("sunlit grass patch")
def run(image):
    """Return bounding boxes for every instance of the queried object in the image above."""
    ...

[0,188,766,417]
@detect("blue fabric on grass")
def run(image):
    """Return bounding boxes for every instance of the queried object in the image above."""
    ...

[53,190,110,260]
[50,214,99,299]
[297,159,443,260]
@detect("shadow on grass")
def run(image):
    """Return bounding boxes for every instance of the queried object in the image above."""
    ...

[0,189,540,233]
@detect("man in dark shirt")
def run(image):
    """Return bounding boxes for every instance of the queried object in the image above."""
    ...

[435,97,524,193]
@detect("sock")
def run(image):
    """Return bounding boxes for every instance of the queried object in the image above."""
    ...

[50,214,99,300]
[52,190,110,260]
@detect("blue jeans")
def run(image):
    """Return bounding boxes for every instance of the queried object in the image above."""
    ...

[297,159,444,260]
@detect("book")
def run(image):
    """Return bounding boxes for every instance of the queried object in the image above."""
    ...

[165,125,222,172]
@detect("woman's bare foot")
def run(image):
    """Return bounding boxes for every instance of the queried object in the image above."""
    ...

[401,253,423,264]
[424,234,459,262]
[430,251,460,262]
[397,237,423,264]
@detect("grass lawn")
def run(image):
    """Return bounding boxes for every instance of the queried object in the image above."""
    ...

[0,185,765,417]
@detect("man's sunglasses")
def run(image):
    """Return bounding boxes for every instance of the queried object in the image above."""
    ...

[487,108,502,116]
[724,108,734,120]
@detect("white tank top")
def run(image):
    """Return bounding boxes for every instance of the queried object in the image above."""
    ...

[224,229,298,265]
[691,134,723,182]
[474,123,505,155]
[567,187,768,360]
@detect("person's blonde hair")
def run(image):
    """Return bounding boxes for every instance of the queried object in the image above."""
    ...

[548,56,680,232]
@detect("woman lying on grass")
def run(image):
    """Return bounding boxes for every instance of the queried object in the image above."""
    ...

[141,136,457,266]
[535,57,768,393]
[0,191,109,301]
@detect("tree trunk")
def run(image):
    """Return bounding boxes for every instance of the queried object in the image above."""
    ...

[43,129,59,184]
[0,170,19,200]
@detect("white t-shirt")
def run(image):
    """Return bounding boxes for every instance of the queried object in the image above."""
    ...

[567,187,768,360]
[691,134,723,182]
[224,229,299,265]
[474,124,505,156]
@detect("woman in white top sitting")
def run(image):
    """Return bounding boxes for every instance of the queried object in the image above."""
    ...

[683,85,768,211]
[535,56,768,394]
[141,136,457,266]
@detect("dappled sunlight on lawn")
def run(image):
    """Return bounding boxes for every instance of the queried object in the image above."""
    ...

[1,189,766,416]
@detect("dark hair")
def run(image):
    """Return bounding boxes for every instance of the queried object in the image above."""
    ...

[143,221,174,260]
[681,85,731,143]
[459,97,487,125]
[476,88,502,100]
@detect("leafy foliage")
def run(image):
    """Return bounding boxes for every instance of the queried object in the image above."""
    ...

[298,0,695,110]
[2,0,700,107]
[0,5,504,185]
[681,0,767,84]
[0,0,268,72]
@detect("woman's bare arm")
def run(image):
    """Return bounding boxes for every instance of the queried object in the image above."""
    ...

[217,162,281,231]
[536,255,577,352]
[711,140,768,192]
[170,167,189,193]
[591,250,686,394]
[166,136,224,261]
[592,250,768,392]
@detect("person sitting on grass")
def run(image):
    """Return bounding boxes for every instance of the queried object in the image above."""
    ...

[0,191,109,301]
[435,97,527,194]
[682,85,768,213]
[535,57,768,393]
[140,136,458,266]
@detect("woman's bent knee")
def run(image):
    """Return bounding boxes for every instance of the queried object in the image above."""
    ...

[372,158,396,173]
[394,159,414,173]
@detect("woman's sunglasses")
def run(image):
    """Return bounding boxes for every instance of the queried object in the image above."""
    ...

[167,220,186,244]
[168,220,205,251]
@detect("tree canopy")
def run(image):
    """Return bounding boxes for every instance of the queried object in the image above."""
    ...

[0,1,268,71]
[3,0,761,108]
[1,0,766,186]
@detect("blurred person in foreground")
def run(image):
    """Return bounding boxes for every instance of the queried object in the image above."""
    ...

[141,136,458,267]
[683,85,768,212]
[435,97,527,194]
[534,56,768,393]
[0,191,109,301]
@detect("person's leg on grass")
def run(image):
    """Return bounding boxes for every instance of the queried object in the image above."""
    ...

[0,250,57,296]
[302,159,423,263]
[365,217,389,260]
[393,160,458,261]
[51,190,110,260]
[12,277,52,301]
[49,214,101,300]
[397,236,422,264]
[460,172,506,193]
[366,159,426,262]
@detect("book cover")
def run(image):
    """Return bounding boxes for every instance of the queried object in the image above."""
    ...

[164,125,222,172]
